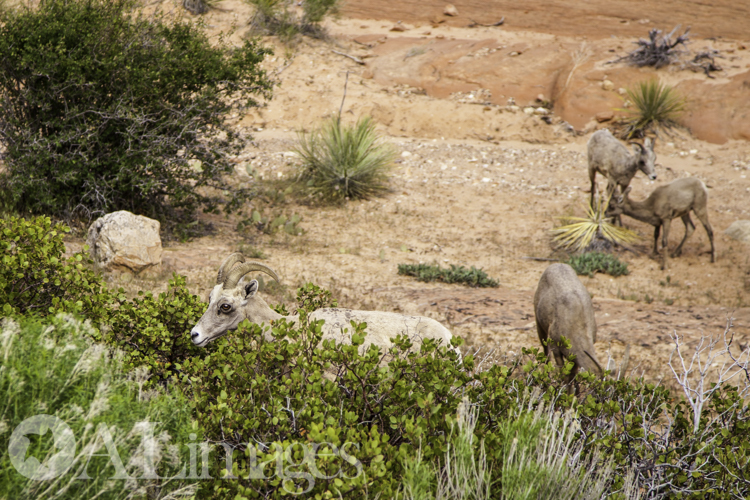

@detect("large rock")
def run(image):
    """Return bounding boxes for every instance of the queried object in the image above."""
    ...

[87,211,162,273]
[725,220,750,243]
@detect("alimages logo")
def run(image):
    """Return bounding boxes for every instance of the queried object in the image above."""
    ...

[8,415,363,494]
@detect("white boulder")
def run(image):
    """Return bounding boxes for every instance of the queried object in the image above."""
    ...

[87,211,163,273]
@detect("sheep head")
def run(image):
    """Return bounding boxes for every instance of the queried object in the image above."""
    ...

[190,253,280,346]
[631,137,657,180]
[606,186,632,218]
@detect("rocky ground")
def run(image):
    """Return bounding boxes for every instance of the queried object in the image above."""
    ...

[69,0,750,388]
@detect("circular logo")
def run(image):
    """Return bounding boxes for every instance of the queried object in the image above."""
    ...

[8,415,76,480]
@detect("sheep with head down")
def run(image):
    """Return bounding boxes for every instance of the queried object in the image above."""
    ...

[190,253,461,360]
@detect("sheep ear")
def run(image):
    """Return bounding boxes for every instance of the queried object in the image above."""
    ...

[623,186,632,198]
[244,279,259,298]
[644,137,654,149]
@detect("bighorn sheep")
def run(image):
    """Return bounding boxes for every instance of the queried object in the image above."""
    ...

[606,178,715,270]
[534,263,603,384]
[587,129,657,211]
[190,254,461,359]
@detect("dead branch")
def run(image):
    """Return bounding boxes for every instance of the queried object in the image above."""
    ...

[615,25,691,68]
[331,50,365,65]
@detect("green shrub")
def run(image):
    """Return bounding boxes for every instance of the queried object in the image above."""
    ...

[295,116,395,203]
[398,263,499,288]
[0,0,272,222]
[621,80,685,138]
[0,215,112,324]
[567,252,630,277]
[104,274,208,384]
[0,315,198,499]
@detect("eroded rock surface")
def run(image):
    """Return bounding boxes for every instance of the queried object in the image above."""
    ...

[87,211,162,273]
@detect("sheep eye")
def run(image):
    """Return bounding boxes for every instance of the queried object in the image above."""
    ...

[219,303,232,313]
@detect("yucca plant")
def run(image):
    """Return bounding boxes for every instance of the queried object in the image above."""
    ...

[294,116,395,203]
[621,80,685,138]
[551,196,639,252]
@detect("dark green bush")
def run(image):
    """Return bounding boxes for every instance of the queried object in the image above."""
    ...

[567,251,629,277]
[0,215,113,323]
[0,0,272,222]
[398,262,500,287]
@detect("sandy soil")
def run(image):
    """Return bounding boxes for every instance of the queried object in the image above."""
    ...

[68,0,750,387]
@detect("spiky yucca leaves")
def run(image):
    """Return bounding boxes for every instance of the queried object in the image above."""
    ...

[295,116,395,203]
[622,80,685,138]
[551,196,639,252]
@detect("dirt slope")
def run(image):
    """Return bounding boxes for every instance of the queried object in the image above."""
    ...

[68,0,750,386]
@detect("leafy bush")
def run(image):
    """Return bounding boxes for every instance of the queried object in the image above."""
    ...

[621,80,686,138]
[398,263,499,288]
[295,116,395,203]
[0,315,198,499]
[104,274,208,384]
[568,252,630,277]
[551,196,639,251]
[0,215,112,324]
[0,0,272,222]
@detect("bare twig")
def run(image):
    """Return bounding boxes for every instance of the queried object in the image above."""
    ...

[331,50,365,65]
[338,71,350,120]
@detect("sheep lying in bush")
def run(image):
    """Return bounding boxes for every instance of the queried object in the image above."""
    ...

[190,254,461,359]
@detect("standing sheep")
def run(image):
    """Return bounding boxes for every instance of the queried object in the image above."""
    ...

[587,129,657,212]
[606,178,715,270]
[534,264,603,385]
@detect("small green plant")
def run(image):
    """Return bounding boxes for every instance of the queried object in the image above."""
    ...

[621,80,685,138]
[551,196,639,251]
[567,252,630,278]
[247,0,338,42]
[398,263,499,288]
[295,116,395,203]
[238,243,268,259]
[237,209,304,236]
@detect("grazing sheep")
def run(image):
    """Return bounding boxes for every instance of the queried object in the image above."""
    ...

[534,263,603,384]
[190,254,461,360]
[606,178,715,270]
[587,129,657,212]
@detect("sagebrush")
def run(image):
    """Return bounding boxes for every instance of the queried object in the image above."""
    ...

[568,252,630,278]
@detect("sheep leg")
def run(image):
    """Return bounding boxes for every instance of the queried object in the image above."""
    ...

[694,207,716,263]
[589,171,597,208]
[671,214,695,258]
[661,218,672,270]
[652,225,661,257]
[605,181,622,225]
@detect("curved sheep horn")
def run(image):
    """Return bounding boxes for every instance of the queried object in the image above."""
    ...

[224,262,280,289]
[628,141,645,154]
[217,253,246,284]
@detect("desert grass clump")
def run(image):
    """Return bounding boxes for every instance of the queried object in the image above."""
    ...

[621,80,685,138]
[398,263,499,288]
[551,196,638,252]
[567,252,629,278]
[295,116,394,203]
